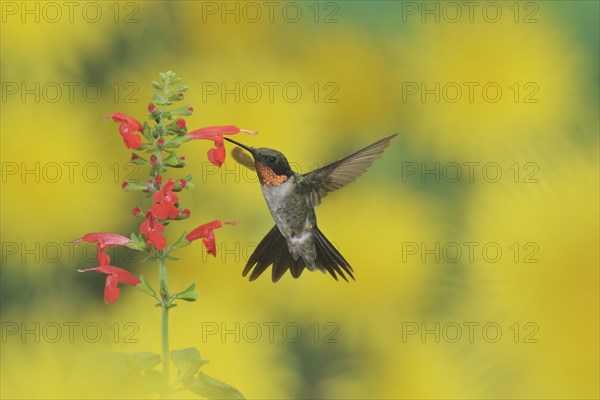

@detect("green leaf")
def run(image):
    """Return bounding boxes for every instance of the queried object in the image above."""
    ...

[152,92,166,106]
[127,352,160,371]
[166,135,192,147]
[185,182,196,190]
[126,242,144,252]
[123,180,147,191]
[137,274,157,299]
[173,283,198,302]
[184,372,245,400]
[163,151,182,167]
[150,80,162,90]
[136,143,152,151]
[170,105,193,116]
[163,71,181,84]
[128,232,148,251]
[169,231,191,252]
[142,124,155,142]
[170,240,191,251]
[171,347,209,380]
[141,255,158,263]
[129,232,139,243]
[131,153,149,165]
[172,85,189,93]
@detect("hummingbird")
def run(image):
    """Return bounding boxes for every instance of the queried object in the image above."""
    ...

[223,133,397,282]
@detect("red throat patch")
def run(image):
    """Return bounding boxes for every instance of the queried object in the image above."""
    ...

[256,162,288,186]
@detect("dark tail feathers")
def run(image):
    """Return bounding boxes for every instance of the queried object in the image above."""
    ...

[243,225,354,282]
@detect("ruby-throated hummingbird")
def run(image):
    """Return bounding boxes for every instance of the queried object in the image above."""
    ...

[224,134,397,282]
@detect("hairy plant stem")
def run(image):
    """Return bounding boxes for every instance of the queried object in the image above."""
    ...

[158,255,170,398]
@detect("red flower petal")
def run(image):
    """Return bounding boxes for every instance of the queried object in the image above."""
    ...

[99,265,141,286]
[106,113,143,149]
[122,132,142,149]
[203,237,217,257]
[207,140,226,167]
[150,202,180,220]
[189,127,257,167]
[188,126,237,139]
[75,233,131,247]
[108,112,143,133]
[153,179,176,201]
[97,249,111,266]
[78,265,140,304]
[140,212,167,249]
[186,220,236,256]
[150,179,180,220]
[186,220,223,242]
[104,274,121,304]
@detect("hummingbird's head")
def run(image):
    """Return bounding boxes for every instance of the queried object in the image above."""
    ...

[224,138,294,186]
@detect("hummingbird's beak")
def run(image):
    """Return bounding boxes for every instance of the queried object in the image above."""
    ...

[224,137,257,157]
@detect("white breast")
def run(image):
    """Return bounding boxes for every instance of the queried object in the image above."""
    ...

[260,178,295,213]
[260,177,306,239]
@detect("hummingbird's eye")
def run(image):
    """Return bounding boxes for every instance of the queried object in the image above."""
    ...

[268,156,277,164]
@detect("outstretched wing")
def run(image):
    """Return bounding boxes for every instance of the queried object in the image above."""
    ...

[231,147,255,171]
[300,134,397,207]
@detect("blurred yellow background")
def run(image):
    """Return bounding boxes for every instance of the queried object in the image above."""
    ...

[1,1,598,399]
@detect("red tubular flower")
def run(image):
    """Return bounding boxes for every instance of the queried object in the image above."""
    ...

[176,119,186,129]
[78,265,141,304]
[150,179,180,220]
[188,126,257,167]
[72,233,131,266]
[186,220,237,256]
[105,112,144,149]
[208,135,226,167]
[122,133,142,149]
[109,112,143,134]
[140,211,166,250]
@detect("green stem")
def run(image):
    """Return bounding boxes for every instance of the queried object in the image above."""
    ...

[152,84,170,177]
[158,255,170,398]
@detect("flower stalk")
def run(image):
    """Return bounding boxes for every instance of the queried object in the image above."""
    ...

[72,71,250,399]
[158,254,170,397]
